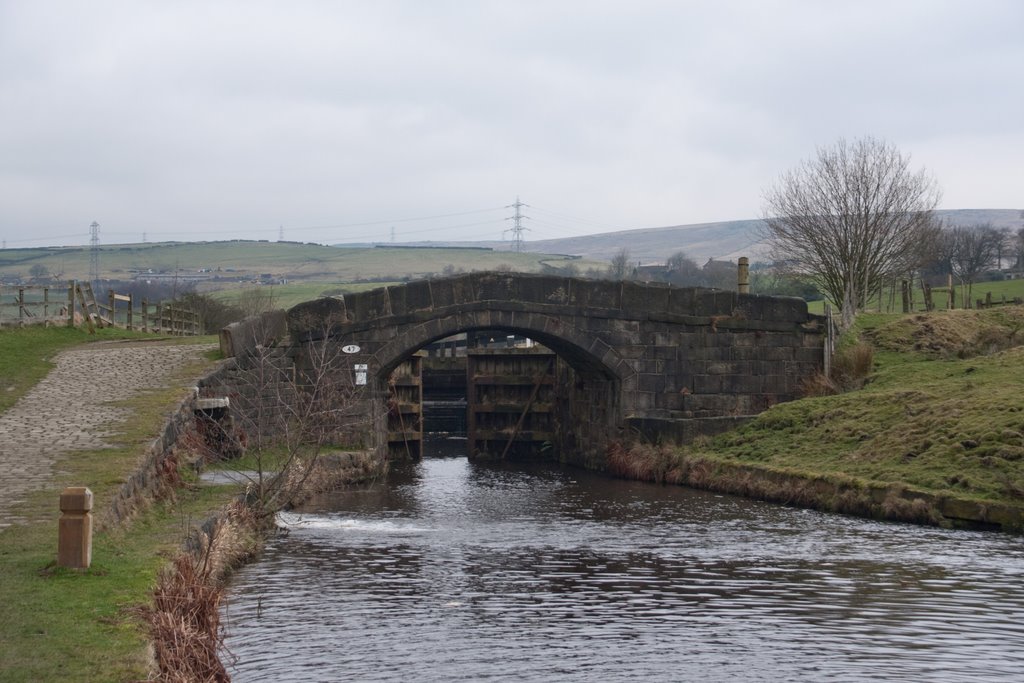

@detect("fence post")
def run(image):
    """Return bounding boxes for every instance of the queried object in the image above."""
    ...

[156,302,163,333]
[823,303,833,379]
[18,288,25,323]
[67,281,75,327]
[142,298,148,333]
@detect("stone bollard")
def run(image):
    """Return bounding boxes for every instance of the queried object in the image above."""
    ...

[58,487,93,569]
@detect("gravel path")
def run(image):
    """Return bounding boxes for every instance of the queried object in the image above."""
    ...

[0,340,216,529]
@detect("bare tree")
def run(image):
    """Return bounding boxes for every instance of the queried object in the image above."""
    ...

[607,248,631,280]
[993,227,1012,270]
[197,312,371,518]
[236,286,278,318]
[762,137,941,328]
[28,264,49,281]
[664,251,701,286]
[1014,226,1024,271]
[947,224,1000,308]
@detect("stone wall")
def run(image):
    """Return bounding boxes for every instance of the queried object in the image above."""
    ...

[105,391,204,527]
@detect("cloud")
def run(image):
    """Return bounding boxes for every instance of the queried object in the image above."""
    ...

[1,0,1021,247]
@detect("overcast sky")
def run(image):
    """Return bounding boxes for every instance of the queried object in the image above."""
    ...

[1,0,1020,248]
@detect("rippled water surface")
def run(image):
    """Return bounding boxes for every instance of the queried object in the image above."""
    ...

[223,444,1024,681]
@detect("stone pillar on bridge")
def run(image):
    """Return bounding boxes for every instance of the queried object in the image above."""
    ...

[737,257,750,294]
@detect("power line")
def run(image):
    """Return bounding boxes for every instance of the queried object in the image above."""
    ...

[504,196,530,252]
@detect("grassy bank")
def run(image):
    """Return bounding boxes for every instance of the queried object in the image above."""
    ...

[622,306,1024,528]
[0,329,248,682]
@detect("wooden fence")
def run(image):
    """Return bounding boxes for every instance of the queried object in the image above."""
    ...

[0,282,200,335]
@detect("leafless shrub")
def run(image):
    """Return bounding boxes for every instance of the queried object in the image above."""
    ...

[202,312,379,519]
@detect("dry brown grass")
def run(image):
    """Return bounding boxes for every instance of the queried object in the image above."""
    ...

[142,502,260,682]
[864,307,1024,358]
[801,341,874,397]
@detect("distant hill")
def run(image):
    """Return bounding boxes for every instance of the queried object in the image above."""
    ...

[367,209,1022,265]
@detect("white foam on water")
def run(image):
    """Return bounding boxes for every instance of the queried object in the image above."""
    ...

[276,511,430,534]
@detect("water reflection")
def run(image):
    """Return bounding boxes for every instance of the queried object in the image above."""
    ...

[223,441,1024,682]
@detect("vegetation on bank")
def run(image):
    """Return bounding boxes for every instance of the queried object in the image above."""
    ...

[612,306,1024,527]
[0,330,249,682]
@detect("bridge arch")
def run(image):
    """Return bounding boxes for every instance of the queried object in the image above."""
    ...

[372,309,632,384]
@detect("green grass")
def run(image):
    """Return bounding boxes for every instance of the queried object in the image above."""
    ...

[210,280,404,310]
[0,241,600,285]
[0,332,239,682]
[697,307,1024,505]
[807,277,1024,315]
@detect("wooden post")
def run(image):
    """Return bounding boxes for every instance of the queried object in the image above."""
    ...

[18,287,25,323]
[76,285,95,334]
[737,256,749,294]
[156,302,163,333]
[141,298,148,333]
[901,279,910,313]
[947,274,954,310]
[923,284,934,311]
[57,487,93,569]
[108,290,115,326]
[67,280,75,327]
[823,303,833,379]
[127,293,133,330]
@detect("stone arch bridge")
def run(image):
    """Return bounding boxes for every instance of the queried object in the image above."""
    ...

[280,272,825,469]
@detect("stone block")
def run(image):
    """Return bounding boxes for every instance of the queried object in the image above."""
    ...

[767,296,809,323]
[723,374,761,394]
[476,272,516,302]
[692,375,722,393]
[395,279,433,315]
[706,362,737,375]
[765,346,795,361]
[576,279,622,310]
[345,288,391,321]
[653,345,678,361]
[667,287,700,316]
[429,278,456,309]
[796,346,824,364]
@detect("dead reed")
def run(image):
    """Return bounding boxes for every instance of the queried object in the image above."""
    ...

[142,502,260,682]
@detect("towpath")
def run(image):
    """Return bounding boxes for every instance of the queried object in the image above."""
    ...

[0,339,216,529]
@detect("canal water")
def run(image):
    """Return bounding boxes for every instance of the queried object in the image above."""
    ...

[222,438,1024,682]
